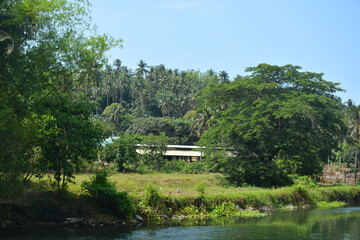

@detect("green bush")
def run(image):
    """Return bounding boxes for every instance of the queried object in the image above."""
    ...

[81,170,135,219]
[101,135,138,172]
[142,184,161,208]
[161,160,186,173]
[182,161,206,174]
[195,182,206,198]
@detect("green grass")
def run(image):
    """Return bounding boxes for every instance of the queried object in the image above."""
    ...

[34,173,360,205]
[316,201,346,208]
[62,173,360,205]
[67,172,263,197]
[28,173,360,222]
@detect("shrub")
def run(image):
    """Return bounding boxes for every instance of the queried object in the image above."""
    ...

[182,161,206,174]
[161,160,186,173]
[195,182,206,198]
[81,170,135,219]
[101,135,139,172]
[142,184,161,208]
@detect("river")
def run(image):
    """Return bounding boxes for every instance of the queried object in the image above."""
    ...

[2,207,360,240]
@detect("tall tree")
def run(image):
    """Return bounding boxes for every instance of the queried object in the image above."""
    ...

[136,59,149,78]
[219,70,230,84]
[0,0,121,194]
[347,103,360,181]
[199,64,343,187]
[39,94,102,190]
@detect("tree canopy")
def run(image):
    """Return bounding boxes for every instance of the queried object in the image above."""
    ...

[0,0,120,193]
[199,64,343,187]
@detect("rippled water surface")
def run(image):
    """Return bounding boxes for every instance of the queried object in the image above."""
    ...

[2,207,360,240]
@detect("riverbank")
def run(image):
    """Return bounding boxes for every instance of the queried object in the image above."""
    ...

[1,173,360,232]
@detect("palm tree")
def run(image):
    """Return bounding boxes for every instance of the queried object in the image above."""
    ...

[336,121,352,171]
[186,108,213,138]
[347,103,360,182]
[118,66,132,106]
[219,70,230,84]
[207,69,215,77]
[112,59,126,104]
[158,91,173,117]
[113,59,122,71]
[0,30,14,55]
[136,59,149,78]
[102,65,114,107]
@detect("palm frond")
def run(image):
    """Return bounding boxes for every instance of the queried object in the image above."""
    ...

[0,29,14,55]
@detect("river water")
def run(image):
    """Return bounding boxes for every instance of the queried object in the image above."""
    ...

[2,207,360,240]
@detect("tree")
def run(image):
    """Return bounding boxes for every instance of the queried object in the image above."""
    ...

[125,117,175,137]
[184,108,213,138]
[136,59,149,78]
[102,103,134,134]
[219,70,230,84]
[101,135,139,172]
[0,30,14,55]
[347,103,360,181]
[0,0,120,194]
[39,94,102,190]
[336,121,351,171]
[140,133,169,171]
[199,64,343,187]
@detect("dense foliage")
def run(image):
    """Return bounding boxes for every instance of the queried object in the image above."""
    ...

[0,0,119,193]
[199,64,343,187]
[82,170,135,218]
[101,135,139,172]
[1,0,360,195]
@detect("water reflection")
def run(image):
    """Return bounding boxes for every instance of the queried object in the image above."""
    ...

[2,207,360,240]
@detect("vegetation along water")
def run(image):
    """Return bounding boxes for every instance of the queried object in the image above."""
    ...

[2,207,360,240]
[2,0,360,239]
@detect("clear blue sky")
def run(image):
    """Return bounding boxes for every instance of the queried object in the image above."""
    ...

[90,0,360,104]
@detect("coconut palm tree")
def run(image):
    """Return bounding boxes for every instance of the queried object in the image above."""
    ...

[336,121,353,171]
[136,59,149,78]
[158,91,173,117]
[347,102,360,182]
[102,65,114,107]
[188,108,213,138]
[219,70,230,84]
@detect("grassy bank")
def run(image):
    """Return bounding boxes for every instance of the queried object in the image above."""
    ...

[68,173,360,221]
[2,173,360,229]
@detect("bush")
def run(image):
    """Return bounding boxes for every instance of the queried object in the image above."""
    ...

[81,170,135,219]
[0,174,24,198]
[161,160,186,173]
[101,135,139,172]
[142,184,161,208]
[182,161,206,174]
[195,182,206,198]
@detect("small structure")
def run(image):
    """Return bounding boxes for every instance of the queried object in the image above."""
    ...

[135,144,204,162]
[163,145,203,162]
[104,138,205,162]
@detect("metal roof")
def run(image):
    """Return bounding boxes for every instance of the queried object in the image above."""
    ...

[136,149,202,157]
[164,150,202,157]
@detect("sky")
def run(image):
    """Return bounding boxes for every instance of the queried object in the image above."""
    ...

[90,0,360,104]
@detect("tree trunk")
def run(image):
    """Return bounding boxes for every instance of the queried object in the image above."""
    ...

[355,144,358,184]
[62,168,65,190]
[339,142,343,171]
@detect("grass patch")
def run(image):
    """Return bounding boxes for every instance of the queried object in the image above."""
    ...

[66,172,262,197]
[316,201,347,208]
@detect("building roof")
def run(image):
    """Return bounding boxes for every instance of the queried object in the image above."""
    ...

[164,150,202,157]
